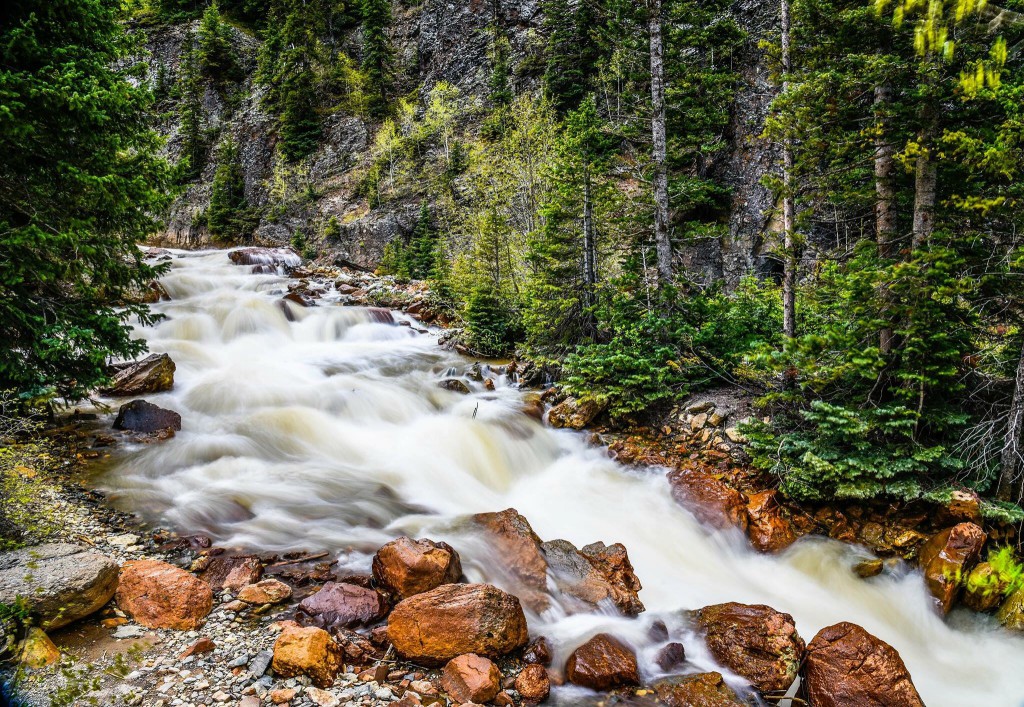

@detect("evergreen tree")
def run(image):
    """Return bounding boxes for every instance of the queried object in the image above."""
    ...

[206,137,253,242]
[197,4,242,86]
[542,0,602,113]
[0,0,171,399]
[360,0,393,117]
[408,202,441,279]
[177,39,207,182]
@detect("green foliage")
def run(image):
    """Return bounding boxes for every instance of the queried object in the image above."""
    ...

[360,0,393,117]
[0,395,59,550]
[542,0,602,113]
[0,0,170,400]
[197,4,242,86]
[322,216,342,242]
[464,284,523,356]
[408,202,441,280]
[965,546,1024,601]
[176,39,207,182]
[290,229,317,259]
[206,137,256,242]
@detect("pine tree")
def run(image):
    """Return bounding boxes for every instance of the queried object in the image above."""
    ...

[197,4,242,86]
[408,202,441,279]
[0,0,171,399]
[361,0,393,117]
[207,137,252,242]
[177,39,207,182]
[542,0,602,113]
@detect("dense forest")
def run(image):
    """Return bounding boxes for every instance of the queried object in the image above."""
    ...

[21,0,1021,514]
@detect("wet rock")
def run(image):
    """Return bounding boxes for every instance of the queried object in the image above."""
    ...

[0,543,118,630]
[271,622,343,688]
[112,399,181,433]
[18,627,60,669]
[101,352,175,396]
[804,622,924,707]
[515,664,550,703]
[997,585,1024,630]
[579,541,644,612]
[440,653,501,703]
[200,555,263,593]
[298,581,388,629]
[647,673,746,707]
[547,397,606,429]
[470,509,550,610]
[667,468,749,532]
[282,291,316,307]
[523,636,553,666]
[918,522,986,614]
[387,583,528,666]
[745,490,796,553]
[229,246,301,268]
[565,633,639,691]
[238,578,293,604]
[367,307,396,324]
[439,378,471,394]
[962,562,1007,612]
[695,602,804,692]
[372,536,462,600]
[655,642,687,672]
[541,539,645,616]
[940,490,982,524]
[116,559,213,630]
[853,558,884,579]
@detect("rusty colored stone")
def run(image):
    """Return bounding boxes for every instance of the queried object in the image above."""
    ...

[372,537,462,600]
[918,522,986,614]
[564,633,639,691]
[116,560,212,630]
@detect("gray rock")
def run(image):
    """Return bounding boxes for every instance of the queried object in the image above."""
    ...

[248,649,272,677]
[0,543,119,629]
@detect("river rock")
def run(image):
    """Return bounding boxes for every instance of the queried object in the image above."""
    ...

[439,379,471,394]
[655,642,687,671]
[667,468,749,532]
[962,562,1008,612]
[515,664,550,703]
[0,543,119,630]
[238,578,293,604]
[372,537,462,600]
[298,581,388,629]
[101,353,176,396]
[440,653,501,703]
[387,583,528,666]
[695,602,804,692]
[647,673,746,707]
[116,560,213,630]
[18,627,60,669]
[541,539,645,616]
[997,585,1024,630]
[229,247,301,268]
[199,555,263,593]
[112,399,181,433]
[523,636,553,666]
[470,509,550,610]
[271,622,343,688]
[745,490,796,553]
[565,633,639,691]
[918,522,986,614]
[547,397,606,429]
[804,622,924,707]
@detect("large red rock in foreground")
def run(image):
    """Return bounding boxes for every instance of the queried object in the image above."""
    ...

[116,560,213,630]
[668,468,749,532]
[565,633,639,691]
[695,602,804,692]
[804,622,924,707]
[918,522,986,614]
[372,537,462,600]
[387,583,528,666]
[272,622,343,688]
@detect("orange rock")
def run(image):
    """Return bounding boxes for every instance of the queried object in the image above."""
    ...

[667,468,748,532]
[918,522,986,614]
[804,622,924,707]
[440,654,501,703]
[372,537,462,600]
[270,687,298,704]
[470,509,550,610]
[179,636,216,659]
[387,583,528,666]
[648,673,746,706]
[547,397,606,429]
[18,627,60,669]
[745,491,797,553]
[272,623,343,688]
[237,578,293,605]
[116,560,213,630]
[515,663,550,703]
[565,633,639,691]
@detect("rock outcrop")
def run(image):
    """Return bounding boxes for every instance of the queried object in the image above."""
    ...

[116,560,213,630]
[668,468,749,532]
[0,543,118,630]
[386,583,528,666]
[101,353,175,396]
[803,622,924,707]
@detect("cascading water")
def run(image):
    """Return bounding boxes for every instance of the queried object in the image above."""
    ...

[97,249,1024,706]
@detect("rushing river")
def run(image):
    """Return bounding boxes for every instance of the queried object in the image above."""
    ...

[97,249,1024,706]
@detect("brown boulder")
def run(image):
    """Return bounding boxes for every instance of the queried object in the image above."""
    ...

[542,539,645,616]
[372,537,462,600]
[547,397,605,429]
[648,673,746,707]
[470,509,550,610]
[101,353,175,396]
[387,583,528,666]
[564,633,639,691]
[515,664,550,703]
[116,560,213,630]
[804,622,924,707]
[271,623,343,688]
[112,399,181,433]
[745,491,796,553]
[523,636,553,666]
[654,642,686,672]
[440,654,501,704]
[237,579,293,605]
[298,582,388,629]
[667,468,748,532]
[918,522,986,614]
[695,602,804,693]
[199,555,263,593]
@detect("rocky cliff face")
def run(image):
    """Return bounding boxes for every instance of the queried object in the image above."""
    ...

[144,0,779,282]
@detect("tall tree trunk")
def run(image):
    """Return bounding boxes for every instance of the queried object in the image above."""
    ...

[648,0,672,284]
[997,339,1024,504]
[912,105,937,250]
[874,84,897,353]
[582,167,597,337]
[781,0,796,340]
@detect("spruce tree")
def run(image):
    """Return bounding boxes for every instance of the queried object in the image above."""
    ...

[197,4,242,86]
[177,39,207,182]
[542,0,602,113]
[361,0,393,117]
[207,137,252,242]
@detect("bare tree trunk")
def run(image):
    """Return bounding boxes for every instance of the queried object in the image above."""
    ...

[874,84,897,354]
[648,0,672,284]
[998,339,1024,504]
[912,107,937,250]
[781,0,797,339]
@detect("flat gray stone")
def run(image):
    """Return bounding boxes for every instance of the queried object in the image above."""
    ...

[0,543,119,629]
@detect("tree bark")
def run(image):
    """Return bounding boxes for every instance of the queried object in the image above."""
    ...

[648,0,672,285]
[781,0,796,339]
[912,105,937,250]
[582,166,597,338]
[874,84,897,354]
[997,339,1024,504]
